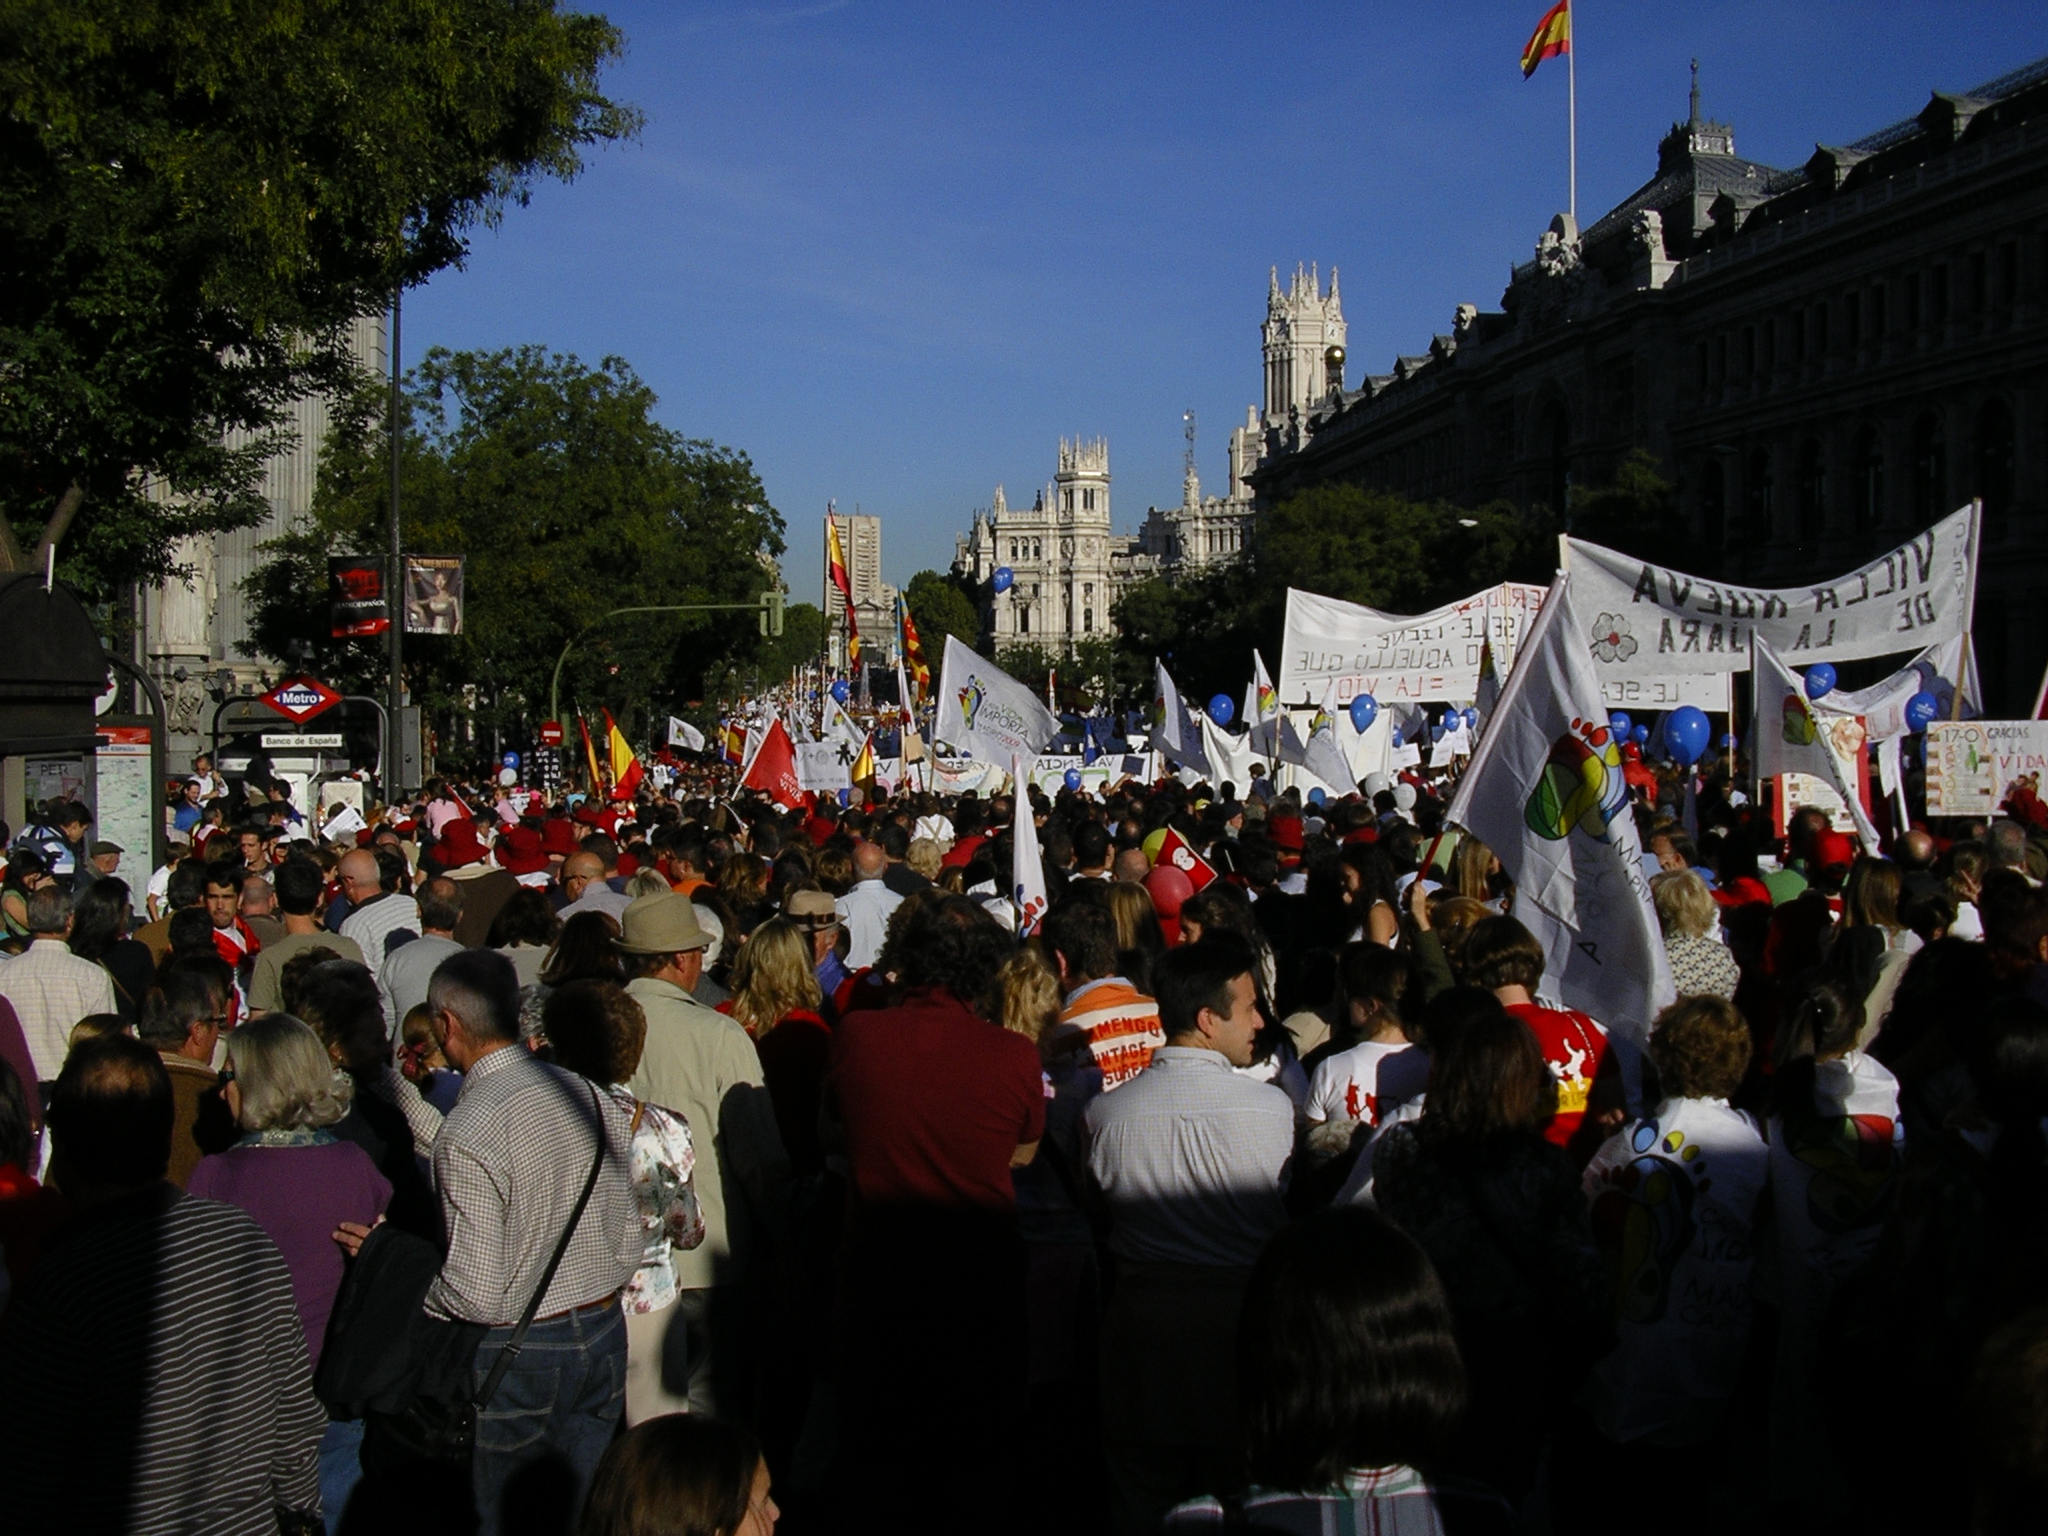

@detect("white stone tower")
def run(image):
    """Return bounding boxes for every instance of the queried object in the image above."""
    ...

[1054,437,1110,528]
[1262,263,1347,424]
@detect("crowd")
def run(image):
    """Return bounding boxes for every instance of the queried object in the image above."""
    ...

[0,746,2046,1536]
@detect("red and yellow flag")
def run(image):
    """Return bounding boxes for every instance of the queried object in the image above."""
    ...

[1521,0,1570,78]
[579,715,605,795]
[851,733,875,785]
[897,594,929,702]
[827,513,862,666]
[603,709,644,801]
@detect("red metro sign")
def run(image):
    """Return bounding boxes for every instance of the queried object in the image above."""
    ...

[261,676,344,725]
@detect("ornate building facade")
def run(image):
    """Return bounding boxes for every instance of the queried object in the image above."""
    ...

[1249,59,2048,711]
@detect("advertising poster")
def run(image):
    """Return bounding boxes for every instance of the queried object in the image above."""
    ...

[328,557,389,637]
[405,557,465,635]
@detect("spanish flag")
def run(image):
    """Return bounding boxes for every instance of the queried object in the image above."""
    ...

[579,715,606,796]
[851,733,875,785]
[897,593,930,703]
[1521,0,1569,78]
[827,513,862,666]
[603,709,644,801]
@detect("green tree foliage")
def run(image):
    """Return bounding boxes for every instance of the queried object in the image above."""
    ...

[1566,448,1694,569]
[751,602,827,688]
[904,568,981,651]
[243,346,783,746]
[0,0,637,599]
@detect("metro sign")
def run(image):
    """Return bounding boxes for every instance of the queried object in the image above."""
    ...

[261,676,343,725]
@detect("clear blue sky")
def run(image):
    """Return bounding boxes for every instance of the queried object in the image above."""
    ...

[406,2,2044,593]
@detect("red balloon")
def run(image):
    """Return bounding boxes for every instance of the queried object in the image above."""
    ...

[1143,863,1195,919]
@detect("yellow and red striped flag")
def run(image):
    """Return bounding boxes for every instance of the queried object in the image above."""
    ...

[827,513,862,666]
[1521,0,1570,78]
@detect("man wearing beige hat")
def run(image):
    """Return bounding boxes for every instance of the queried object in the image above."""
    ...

[618,892,790,1421]
[783,887,850,1005]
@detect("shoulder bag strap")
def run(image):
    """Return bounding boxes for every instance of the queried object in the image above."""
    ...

[473,1082,611,1409]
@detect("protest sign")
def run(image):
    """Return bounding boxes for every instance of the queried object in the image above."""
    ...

[1925,720,2048,818]
[1278,583,1547,706]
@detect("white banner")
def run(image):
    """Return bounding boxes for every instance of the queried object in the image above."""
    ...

[1598,672,1731,712]
[1816,633,1979,742]
[933,635,1058,764]
[1278,583,1548,707]
[1926,720,2048,819]
[1752,637,1878,846]
[795,740,851,791]
[1566,504,1976,677]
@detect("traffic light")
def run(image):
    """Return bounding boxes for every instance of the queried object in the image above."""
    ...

[759,588,785,637]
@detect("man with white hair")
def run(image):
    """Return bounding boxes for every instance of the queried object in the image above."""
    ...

[836,843,904,972]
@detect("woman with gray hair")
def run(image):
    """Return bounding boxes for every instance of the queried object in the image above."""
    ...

[187,1013,391,1531]
[1651,868,1741,1000]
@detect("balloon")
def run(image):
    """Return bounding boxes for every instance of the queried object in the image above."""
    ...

[1207,694,1234,726]
[1461,707,1478,730]
[1143,862,1195,919]
[1062,768,1082,791]
[1719,732,1739,749]
[1664,705,1711,765]
[830,680,850,703]
[1608,711,1633,738]
[1804,662,1838,700]
[1391,729,1404,749]
[1348,694,1379,732]
[1430,723,1446,741]
[1630,724,1650,746]
[992,566,1014,594]
[1393,783,1417,811]
[1141,827,1170,865]
[1307,786,1326,806]
[1904,691,1940,732]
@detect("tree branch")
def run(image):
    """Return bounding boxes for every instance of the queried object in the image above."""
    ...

[0,506,25,572]
[32,480,88,575]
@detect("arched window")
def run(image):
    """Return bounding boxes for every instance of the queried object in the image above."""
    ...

[1745,449,1774,543]
[1018,606,1029,635]
[1699,458,1726,552]
[1852,427,1884,533]
[1541,403,1571,518]
[1977,398,2016,536]
[1912,412,1947,521]
[1797,438,1828,544]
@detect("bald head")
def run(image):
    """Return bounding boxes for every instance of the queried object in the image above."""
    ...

[338,848,381,906]
[564,852,605,884]
[1897,828,1936,872]
[1113,847,1151,884]
[853,842,888,881]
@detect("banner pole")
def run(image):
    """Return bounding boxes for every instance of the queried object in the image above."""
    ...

[1567,0,1578,224]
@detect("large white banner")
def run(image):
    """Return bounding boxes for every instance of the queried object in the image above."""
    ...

[1278,583,1549,707]
[1565,504,1976,678]
[933,635,1058,763]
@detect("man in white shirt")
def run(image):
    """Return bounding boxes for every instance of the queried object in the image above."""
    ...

[337,848,421,967]
[835,843,903,972]
[378,877,466,1040]
[0,884,118,1082]
[1082,935,1293,1536]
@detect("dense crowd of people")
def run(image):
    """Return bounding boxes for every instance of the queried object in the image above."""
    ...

[1,749,2046,1536]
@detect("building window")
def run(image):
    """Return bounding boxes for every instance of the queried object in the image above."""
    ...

[1905,272,1922,330]
[1084,609,1094,633]
[1978,398,2016,536]
[1995,241,2017,308]
[1912,412,1947,519]
[1019,606,1030,634]
[1845,292,1861,349]
[1694,341,1709,393]
[1741,328,1755,378]
[1787,314,1805,368]
[1700,457,1726,551]
[1797,438,1828,544]
[1713,333,1727,384]
[1082,488,1095,511]
[1762,318,1776,372]
[1745,449,1775,543]
[1968,250,1987,314]
[1930,264,1950,326]
[1063,490,1073,513]
[1083,582,1094,599]
[1812,302,1829,356]
[1870,284,1887,340]
[1853,427,1884,533]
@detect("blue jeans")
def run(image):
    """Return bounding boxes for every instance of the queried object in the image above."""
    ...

[470,1301,627,1536]
[319,1416,366,1534]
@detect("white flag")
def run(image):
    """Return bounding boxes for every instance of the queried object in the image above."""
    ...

[1245,650,1280,756]
[1447,570,1674,1046]
[934,635,1058,763]
[1278,709,1309,768]
[1751,636,1880,847]
[1152,660,1212,777]
[668,716,705,753]
[1301,680,1357,793]
[1200,713,1256,791]
[822,692,865,753]
[1814,632,1979,741]
[1011,755,1048,935]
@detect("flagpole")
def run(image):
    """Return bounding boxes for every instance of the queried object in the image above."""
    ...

[1567,0,1577,224]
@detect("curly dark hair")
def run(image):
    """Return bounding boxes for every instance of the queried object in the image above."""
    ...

[894,894,1016,1013]
[544,980,648,1087]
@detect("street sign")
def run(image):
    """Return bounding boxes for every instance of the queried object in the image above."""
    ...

[539,720,565,747]
[260,676,343,724]
[261,733,345,750]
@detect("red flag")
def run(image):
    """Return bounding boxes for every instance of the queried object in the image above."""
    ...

[1153,827,1217,892]
[740,719,803,808]
[1520,0,1570,78]
[603,709,644,801]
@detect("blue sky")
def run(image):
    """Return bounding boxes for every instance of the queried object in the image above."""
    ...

[407,2,2044,592]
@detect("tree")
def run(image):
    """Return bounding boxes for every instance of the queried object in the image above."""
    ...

[0,1,637,600]
[905,569,980,652]
[243,346,783,750]
[1567,448,1695,568]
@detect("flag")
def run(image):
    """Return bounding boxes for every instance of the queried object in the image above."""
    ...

[1752,636,1880,847]
[1011,754,1048,935]
[579,715,605,795]
[741,721,766,775]
[896,662,927,763]
[822,691,865,754]
[1152,660,1213,777]
[1301,680,1357,792]
[934,635,1058,763]
[852,734,876,785]
[1245,650,1280,756]
[1447,569,1673,1046]
[1521,0,1570,78]
[1201,712,1256,791]
[1278,709,1309,768]
[898,595,930,702]
[603,709,643,801]
[1154,826,1217,893]
[668,716,705,753]
[719,721,746,766]
[827,512,861,666]
[741,719,803,807]
[1474,640,1503,735]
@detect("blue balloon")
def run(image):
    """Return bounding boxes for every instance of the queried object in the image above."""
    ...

[830,680,850,704]
[1631,724,1650,745]
[1805,662,1838,700]
[1391,728,1404,749]
[1460,707,1478,730]
[1664,705,1711,765]
[1307,787,1326,806]
[1063,768,1083,790]
[1430,722,1446,741]
[1719,732,1739,749]
[1904,690,1940,732]
[1207,693,1234,727]
[991,566,1014,594]
[1608,711,1633,738]
[1348,694,1379,732]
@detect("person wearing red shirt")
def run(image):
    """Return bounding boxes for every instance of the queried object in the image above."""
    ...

[824,894,1044,1535]
[1462,915,1625,1163]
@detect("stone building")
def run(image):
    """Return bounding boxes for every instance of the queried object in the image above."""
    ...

[826,509,898,671]
[1249,59,2048,711]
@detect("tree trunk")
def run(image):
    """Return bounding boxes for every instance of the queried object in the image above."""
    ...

[33,481,88,575]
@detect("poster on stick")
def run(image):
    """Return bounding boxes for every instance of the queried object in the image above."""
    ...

[1925,721,2048,819]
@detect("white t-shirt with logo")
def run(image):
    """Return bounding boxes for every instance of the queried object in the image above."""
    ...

[1305,1039,1431,1129]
